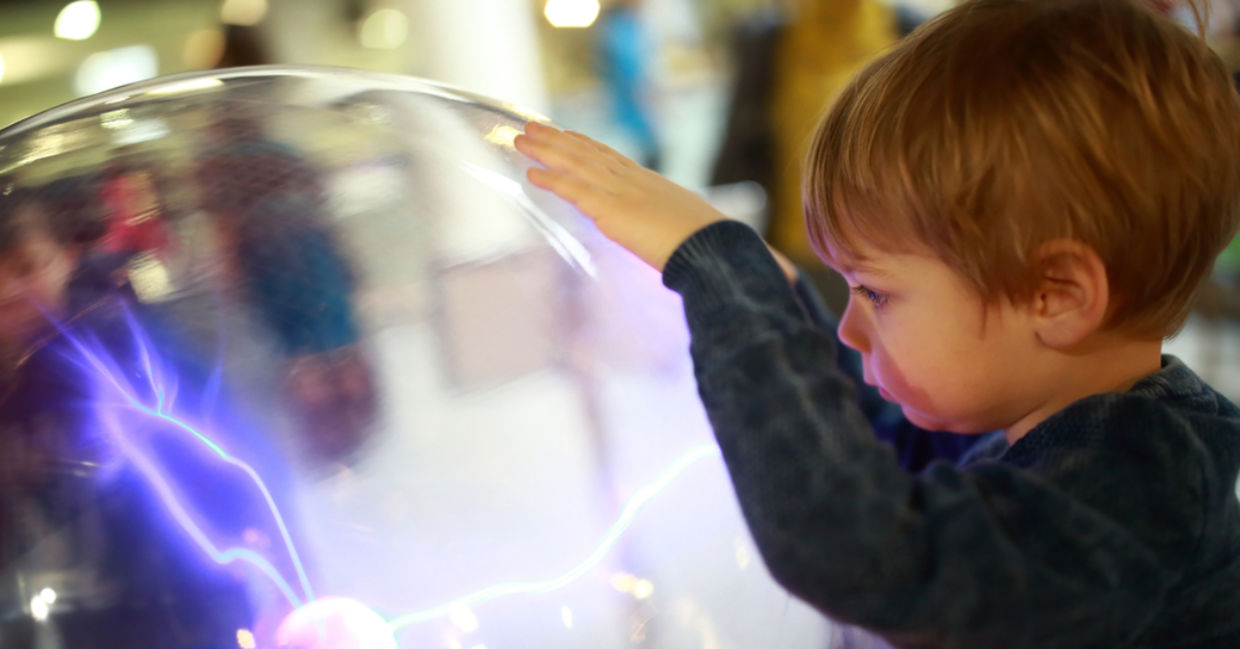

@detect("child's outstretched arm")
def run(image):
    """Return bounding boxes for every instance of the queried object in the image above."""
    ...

[515,121,728,272]
[517,123,1179,648]
[519,122,979,469]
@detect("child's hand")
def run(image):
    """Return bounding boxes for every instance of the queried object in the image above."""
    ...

[515,121,727,271]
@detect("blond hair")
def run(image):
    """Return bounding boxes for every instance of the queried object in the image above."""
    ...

[804,0,1240,337]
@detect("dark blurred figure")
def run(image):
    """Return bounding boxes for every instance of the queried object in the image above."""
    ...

[215,24,272,69]
[596,0,663,171]
[196,117,377,468]
[0,179,297,648]
[711,0,897,314]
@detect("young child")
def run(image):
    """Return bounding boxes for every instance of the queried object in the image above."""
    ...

[515,0,1240,646]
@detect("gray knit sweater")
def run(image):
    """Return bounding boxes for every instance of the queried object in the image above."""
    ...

[662,220,1240,649]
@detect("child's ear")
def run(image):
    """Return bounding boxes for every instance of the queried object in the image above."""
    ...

[1028,239,1109,349]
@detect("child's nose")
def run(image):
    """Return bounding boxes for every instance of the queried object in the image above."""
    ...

[836,299,869,353]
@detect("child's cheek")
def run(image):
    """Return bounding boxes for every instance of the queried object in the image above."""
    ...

[873,352,937,413]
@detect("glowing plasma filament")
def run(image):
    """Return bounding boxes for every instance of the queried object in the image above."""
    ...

[387,444,720,631]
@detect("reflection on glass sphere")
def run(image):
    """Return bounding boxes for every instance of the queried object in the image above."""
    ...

[0,66,830,648]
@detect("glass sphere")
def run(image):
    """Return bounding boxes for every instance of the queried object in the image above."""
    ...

[0,66,829,649]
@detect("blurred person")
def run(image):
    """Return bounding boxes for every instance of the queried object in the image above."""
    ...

[596,0,663,171]
[214,23,272,69]
[0,180,298,647]
[195,120,376,469]
[711,0,899,315]
[516,0,1240,646]
[98,158,176,263]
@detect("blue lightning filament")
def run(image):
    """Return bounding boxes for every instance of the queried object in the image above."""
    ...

[387,443,722,632]
[56,315,315,608]
[96,407,305,609]
[123,307,176,413]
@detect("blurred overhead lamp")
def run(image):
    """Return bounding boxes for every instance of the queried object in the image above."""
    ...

[0,36,68,86]
[74,44,158,96]
[184,28,226,69]
[544,0,599,28]
[54,0,101,41]
[359,8,409,50]
[220,0,268,27]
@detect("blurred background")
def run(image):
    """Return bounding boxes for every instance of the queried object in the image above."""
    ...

[0,0,959,181]
[6,0,1239,394]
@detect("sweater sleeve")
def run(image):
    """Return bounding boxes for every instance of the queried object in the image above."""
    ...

[661,220,1171,649]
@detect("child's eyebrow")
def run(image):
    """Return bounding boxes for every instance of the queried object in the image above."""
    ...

[832,258,890,278]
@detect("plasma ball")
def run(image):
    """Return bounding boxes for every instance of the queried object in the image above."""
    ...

[0,65,799,649]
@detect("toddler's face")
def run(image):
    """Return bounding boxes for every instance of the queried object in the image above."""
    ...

[0,216,76,349]
[827,243,1052,435]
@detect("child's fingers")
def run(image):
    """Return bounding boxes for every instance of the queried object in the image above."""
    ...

[563,130,637,168]
[517,130,631,188]
[520,122,631,173]
[526,167,609,214]
[515,128,605,175]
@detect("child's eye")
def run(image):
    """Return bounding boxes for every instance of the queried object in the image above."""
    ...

[851,285,888,308]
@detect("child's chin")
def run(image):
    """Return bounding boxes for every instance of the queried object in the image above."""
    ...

[899,406,955,434]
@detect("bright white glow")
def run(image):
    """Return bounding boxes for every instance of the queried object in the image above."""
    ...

[74,44,157,96]
[0,53,6,83]
[609,572,654,599]
[38,588,56,605]
[55,1,101,40]
[111,117,171,147]
[733,537,752,569]
[632,579,654,600]
[236,628,256,649]
[142,77,223,97]
[220,0,268,27]
[543,0,600,28]
[29,596,48,621]
[560,605,573,629]
[448,605,479,633]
